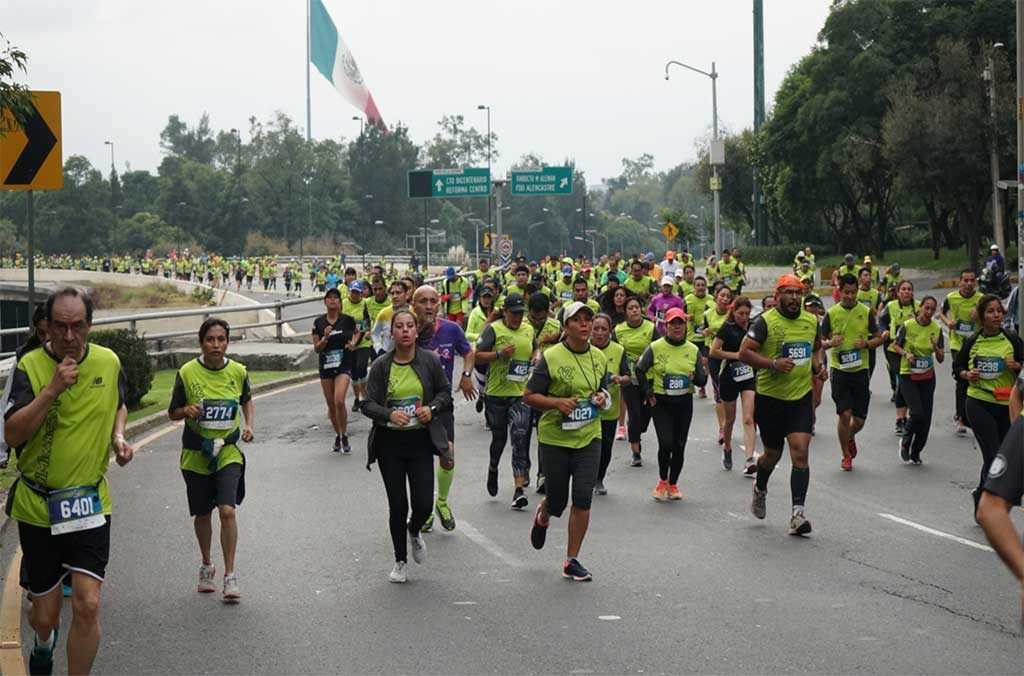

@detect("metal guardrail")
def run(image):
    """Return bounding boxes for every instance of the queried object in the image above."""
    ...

[0,272,458,356]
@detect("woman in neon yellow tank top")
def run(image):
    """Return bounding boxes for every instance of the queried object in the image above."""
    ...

[953,294,1023,520]
[612,296,657,467]
[891,296,944,464]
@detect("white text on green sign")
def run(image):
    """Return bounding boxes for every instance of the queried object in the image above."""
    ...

[433,168,490,197]
[511,166,573,195]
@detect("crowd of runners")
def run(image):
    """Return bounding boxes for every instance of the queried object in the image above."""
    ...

[3,246,1023,674]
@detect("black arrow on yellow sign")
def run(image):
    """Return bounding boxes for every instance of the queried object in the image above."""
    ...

[4,101,57,186]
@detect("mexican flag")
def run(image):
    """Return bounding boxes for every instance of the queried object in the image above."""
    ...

[309,0,383,124]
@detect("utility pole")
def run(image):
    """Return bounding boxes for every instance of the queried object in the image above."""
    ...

[1017,0,1024,331]
[987,45,1006,252]
[711,61,722,256]
[753,0,767,246]
[494,179,506,261]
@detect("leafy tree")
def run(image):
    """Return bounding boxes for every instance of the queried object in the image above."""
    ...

[0,33,32,133]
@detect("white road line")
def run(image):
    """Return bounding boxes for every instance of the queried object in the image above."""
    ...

[458,520,524,568]
[877,513,994,552]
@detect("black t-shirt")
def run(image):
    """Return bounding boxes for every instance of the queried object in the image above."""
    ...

[716,320,748,359]
[313,313,356,369]
[982,416,1023,507]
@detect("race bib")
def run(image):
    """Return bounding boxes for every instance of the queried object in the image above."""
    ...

[781,341,812,366]
[731,362,754,382]
[450,292,462,302]
[356,320,369,332]
[663,374,691,396]
[975,356,1005,380]
[508,359,530,382]
[837,348,862,371]
[323,349,344,369]
[911,355,933,375]
[955,320,975,337]
[387,396,422,428]
[199,398,239,431]
[561,400,598,430]
[722,276,733,287]
[627,357,637,379]
[48,486,104,536]
[560,290,573,300]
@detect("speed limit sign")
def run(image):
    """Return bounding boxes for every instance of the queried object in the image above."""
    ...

[498,238,513,256]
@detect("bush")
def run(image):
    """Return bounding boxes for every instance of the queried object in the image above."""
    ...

[740,243,831,266]
[90,329,154,410]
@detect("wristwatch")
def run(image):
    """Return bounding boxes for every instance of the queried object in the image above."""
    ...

[461,370,472,378]
[430,404,439,414]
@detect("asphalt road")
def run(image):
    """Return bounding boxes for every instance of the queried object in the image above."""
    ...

[2,333,1021,675]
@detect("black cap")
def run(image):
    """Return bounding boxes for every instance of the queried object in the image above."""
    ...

[324,288,341,300]
[478,286,495,297]
[503,292,526,312]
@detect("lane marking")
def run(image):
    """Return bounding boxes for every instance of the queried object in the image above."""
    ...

[457,520,524,568]
[877,513,994,552]
[0,549,26,676]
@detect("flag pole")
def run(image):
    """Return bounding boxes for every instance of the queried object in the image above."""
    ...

[306,0,312,143]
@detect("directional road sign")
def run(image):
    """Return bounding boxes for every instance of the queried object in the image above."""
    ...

[1,91,62,191]
[510,166,573,195]
[408,168,490,199]
[662,222,679,241]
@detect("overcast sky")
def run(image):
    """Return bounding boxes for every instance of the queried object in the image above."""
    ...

[7,0,831,183]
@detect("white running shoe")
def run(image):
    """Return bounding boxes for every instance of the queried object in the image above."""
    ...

[222,574,241,602]
[409,532,427,564]
[197,563,216,594]
[389,561,408,583]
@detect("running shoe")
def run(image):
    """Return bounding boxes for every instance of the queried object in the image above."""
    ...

[848,438,858,459]
[197,563,216,593]
[698,387,707,399]
[910,451,922,465]
[894,419,905,436]
[530,505,548,550]
[630,453,643,467]
[523,474,531,488]
[389,561,408,583]
[722,448,733,471]
[223,574,241,603]
[667,484,682,501]
[955,419,967,436]
[841,456,853,471]
[562,558,593,582]
[615,425,626,440]
[420,512,434,533]
[652,479,669,502]
[789,511,812,536]
[511,488,528,510]
[332,434,341,453]
[899,436,912,463]
[751,484,767,519]
[594,480,607,496]
[436,501,456,531]
[341,434,351,454]
[352,398,362,413]
[486,466,498,497]
[535,475,546,495]
[743,457,757,477]
[29,625,58,676]
[409,531,427,563]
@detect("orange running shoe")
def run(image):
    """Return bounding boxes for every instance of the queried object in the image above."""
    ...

[652,480,669,501]
[667,484,682,501]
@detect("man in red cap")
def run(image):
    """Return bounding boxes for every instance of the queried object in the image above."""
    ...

[739,274,827,536]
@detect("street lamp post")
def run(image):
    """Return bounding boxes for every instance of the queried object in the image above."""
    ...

[352,115,364,136]
[665,59,722,255]
[477,104,491,252]
[103,140,115,175]
[986,43,1006,251]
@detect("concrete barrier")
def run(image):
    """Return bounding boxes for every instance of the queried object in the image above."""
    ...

[0,269,294,339]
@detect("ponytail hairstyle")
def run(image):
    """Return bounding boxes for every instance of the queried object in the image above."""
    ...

[727,296,752,323]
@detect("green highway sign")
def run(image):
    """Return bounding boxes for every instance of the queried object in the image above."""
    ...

[408,168,491,199]
[510,166,573,196]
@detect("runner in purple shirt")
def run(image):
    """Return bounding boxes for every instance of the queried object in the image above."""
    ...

[648,278,686,335]
[412,286,477,534]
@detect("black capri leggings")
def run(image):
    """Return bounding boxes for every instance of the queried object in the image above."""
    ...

[885,350,905,406]
[622,385,652,445]
[898,375,935,455]
[651,394,694,484]
[598,419,616,483]
[708,358,722,403]
[376,429,434,563]
[965,396,1012,491]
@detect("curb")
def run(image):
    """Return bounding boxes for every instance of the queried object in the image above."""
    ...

[123,371,318,441]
